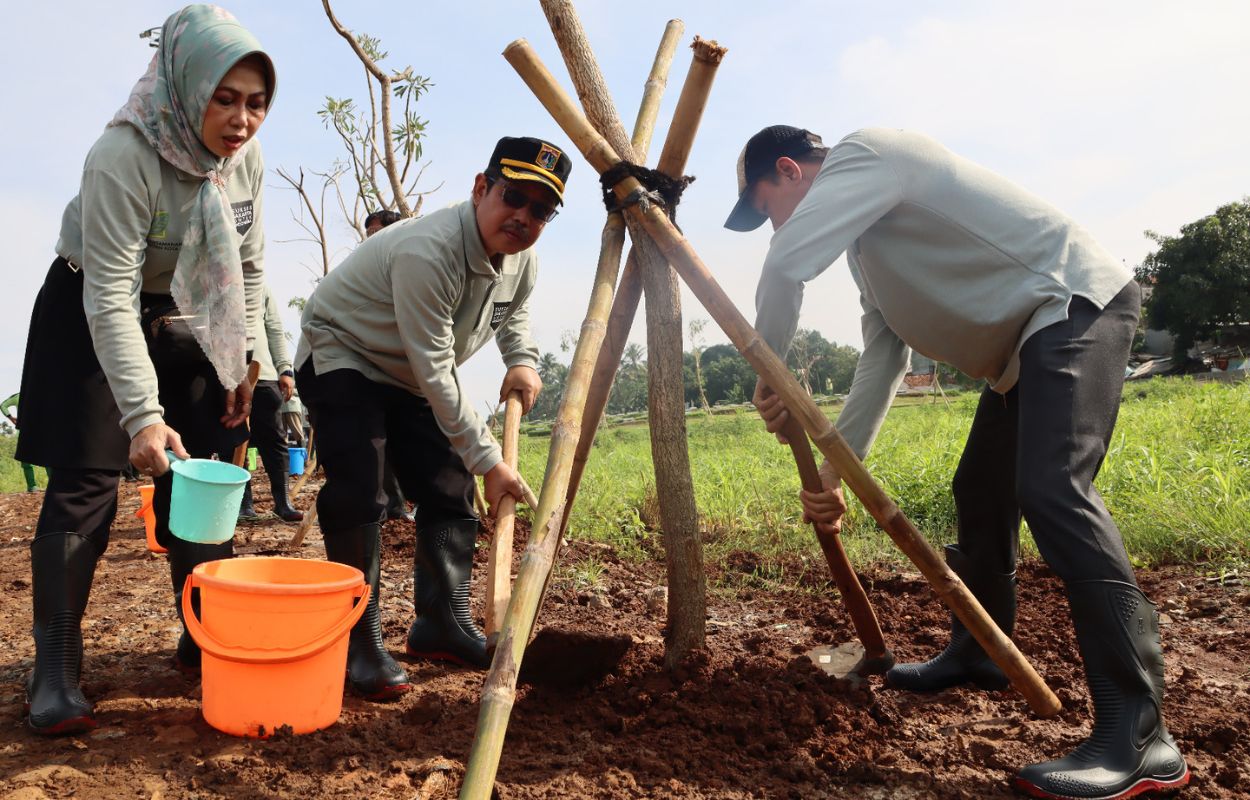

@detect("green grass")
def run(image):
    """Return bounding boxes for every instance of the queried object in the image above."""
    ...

[0,435,48,493]
[519,377,1250,574]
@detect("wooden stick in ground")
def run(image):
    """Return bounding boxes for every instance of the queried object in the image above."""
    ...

[485,392,523,646]
[289,452,317,499]
[540,0,705,671]
[783,415,894,675]
[499,38,1062,720]
[562,36,726,539]
[460,24,684,799]
[288,502,318,550]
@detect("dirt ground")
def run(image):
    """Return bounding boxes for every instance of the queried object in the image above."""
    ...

[1,479,1247,799]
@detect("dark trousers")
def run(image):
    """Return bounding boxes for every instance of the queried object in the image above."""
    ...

[951,282,1140,584]
[249,380,288,480]
[296,364,475,532]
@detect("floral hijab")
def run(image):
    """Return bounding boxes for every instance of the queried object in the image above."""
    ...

[109,4,275,389]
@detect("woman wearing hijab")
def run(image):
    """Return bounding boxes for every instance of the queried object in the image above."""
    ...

[16,4,275,735]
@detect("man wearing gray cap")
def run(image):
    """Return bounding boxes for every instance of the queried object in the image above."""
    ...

[729,125,1187,800]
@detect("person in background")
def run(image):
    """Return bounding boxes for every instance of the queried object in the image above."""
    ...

[363,208,415,523]
[15,5,274,735]
[3,393,40,492]
[732,125,1188,799]
[239,284,302,522]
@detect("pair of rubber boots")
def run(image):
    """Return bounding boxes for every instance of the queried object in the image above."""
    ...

[239,462,303,522]
[889,545,1189,799]
[322,518,486,702]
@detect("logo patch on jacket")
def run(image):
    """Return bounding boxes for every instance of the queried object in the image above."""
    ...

[231,200,254,235]
[148,211,169,240]
[490,302,512,329]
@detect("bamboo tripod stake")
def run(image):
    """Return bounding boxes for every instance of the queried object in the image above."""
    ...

[461,24,686,799]
[499,36,1060,720]
[561,36,726,538]
[485,391,523,645]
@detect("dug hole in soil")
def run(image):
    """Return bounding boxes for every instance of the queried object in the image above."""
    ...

[1,478,1247,799]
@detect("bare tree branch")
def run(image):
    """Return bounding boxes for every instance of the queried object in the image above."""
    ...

[322,0,411,217]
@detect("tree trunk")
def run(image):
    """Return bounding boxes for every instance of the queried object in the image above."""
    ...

[540,0,705,666]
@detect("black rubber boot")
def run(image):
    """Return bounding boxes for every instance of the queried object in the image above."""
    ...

[406,518,488,669]
[237,482,259,521]
[1014,581,1189,800]
[267,465,303,523]
[27,533,99,735]
[383,463,413,523]
[167,537,233,672]
[323,523,411,701]
[886,544,1015,691]
[258,447,303,523]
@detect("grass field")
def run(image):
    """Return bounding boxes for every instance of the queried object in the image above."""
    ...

[518,376,1250,575]
[5,376,1245,574]
[0,435,46,494]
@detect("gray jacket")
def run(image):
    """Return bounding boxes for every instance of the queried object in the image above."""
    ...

[754,128,1132,458]
[295,201,540,474]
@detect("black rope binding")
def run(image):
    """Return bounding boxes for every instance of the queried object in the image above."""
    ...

[599,162,695,223]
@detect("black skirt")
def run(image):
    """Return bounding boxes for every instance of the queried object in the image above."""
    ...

[16,257,245,470]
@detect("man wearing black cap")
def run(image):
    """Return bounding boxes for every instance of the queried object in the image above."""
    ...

[730,126,1188,800]
[294,136,571,698]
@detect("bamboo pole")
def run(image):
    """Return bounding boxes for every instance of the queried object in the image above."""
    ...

[783,416,893,673]
[540,0,705,671]
[459,25,684,800]
[562,37,726,539]
[498,38,1062,721]
[485,392,523,646]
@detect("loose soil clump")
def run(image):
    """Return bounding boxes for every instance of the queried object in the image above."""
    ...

[1,480,1246,798]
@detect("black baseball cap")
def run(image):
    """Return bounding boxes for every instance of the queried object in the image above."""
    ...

[484,136,573,204]
[724,125,825,232]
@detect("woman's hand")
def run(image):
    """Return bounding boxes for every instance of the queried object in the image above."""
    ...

[802,459,848,535]
[221,379,253,428]
[130,423,189,477]
[499,366,542,414]
[483,461,525,515]
[278,374,296,402]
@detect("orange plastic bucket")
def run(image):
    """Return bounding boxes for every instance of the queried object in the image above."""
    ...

[181,557,369,738]
[134,485,164,554]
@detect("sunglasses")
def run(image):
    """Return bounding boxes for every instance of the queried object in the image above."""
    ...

[489,179,560,223]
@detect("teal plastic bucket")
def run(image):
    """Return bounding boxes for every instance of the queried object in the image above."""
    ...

[289,447,307,476]
[169,457,251,544]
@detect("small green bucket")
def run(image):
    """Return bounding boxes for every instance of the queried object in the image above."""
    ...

[168,454,251,544]
[247,447,258,471]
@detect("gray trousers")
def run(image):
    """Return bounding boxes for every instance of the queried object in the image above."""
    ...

[951,281,1140,584]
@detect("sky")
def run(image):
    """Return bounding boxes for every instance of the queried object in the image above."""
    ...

[1,0,1248,421]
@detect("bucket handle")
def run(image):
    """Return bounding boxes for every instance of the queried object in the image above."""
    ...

[181,575,370,665]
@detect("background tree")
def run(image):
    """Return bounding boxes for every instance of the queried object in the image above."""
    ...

[687,319,712,414]
[1136,198,1250,359]
[278,0,438,279]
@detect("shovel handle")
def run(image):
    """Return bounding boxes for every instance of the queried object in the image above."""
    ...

[784,415,893,666]
[486,392,524,640]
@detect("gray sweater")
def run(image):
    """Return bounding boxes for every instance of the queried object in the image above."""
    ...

[295,201,540,475]
[754,128,1132,459]
[56,123,265,438]
[252,285,293,382]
